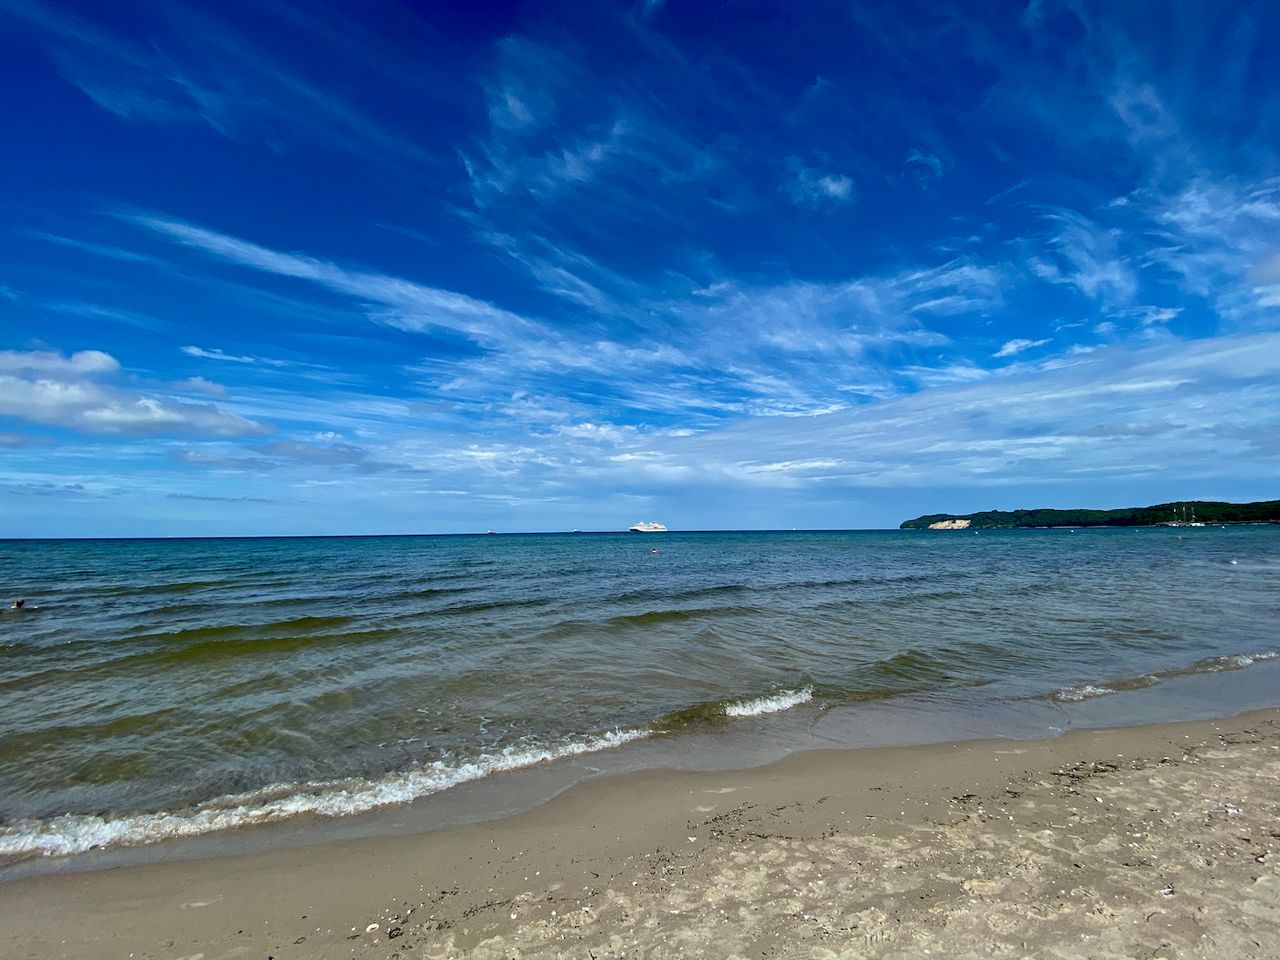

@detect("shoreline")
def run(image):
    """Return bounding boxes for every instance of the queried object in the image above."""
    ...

[6,652,1280,885]
[3,708,1278,958]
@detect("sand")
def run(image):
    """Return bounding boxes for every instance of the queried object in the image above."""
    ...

[2,710,1278,959]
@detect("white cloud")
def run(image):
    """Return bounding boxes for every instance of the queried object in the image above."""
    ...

[554,421,635,444]
[0,347,270,437]
[1137,306,1181,327]
[903,148,943,187]
[0,348,119,376]
[784,157,856,209]
[993,337,1050,358]
[181,345,289,367]
[900,361,992,387]
[173,376,227,396]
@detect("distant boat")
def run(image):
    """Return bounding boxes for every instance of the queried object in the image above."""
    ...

[485,529,496,535]
[628,521,667,532]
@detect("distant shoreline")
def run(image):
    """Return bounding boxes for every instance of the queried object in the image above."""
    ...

[4,521,1279,542]
[901,498,1280,530]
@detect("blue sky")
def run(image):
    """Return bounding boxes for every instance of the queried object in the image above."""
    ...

[2,0,1278,536]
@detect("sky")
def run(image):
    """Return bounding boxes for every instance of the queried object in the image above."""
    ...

[1,0,1279,537]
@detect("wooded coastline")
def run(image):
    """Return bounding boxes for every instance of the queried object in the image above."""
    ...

[900,499,1280,529]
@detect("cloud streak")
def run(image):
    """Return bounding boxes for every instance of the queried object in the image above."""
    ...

[624,330,1280,491]
[1,0,434,166]
[137,215,536,343]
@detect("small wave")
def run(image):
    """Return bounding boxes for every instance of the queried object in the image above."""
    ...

[1053,684,1117,702]
[724,687,814,717]
[1189,651,1280,672]
[605,608,727,628]
[862,647,970,686]
[65,579,234,600]
[654,687,815,728]
[1051,650,1280,704]
[130,615,357,644]
[144,579,233,594]
[0,728,648,860]
[434,597,554,617]
[611,583,751,605]
[378,585,475,604]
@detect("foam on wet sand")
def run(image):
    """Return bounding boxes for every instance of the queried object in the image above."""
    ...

[2,710,1278,959]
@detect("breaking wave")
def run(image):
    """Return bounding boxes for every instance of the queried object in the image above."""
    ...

[1052,650,1280,703]
[0,728,648,861]
[724,687,814,717]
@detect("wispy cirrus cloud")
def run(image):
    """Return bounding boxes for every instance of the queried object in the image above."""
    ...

[166,492,277,503]
[180,345,290,367]
[612,329,1280,492]
[136,215,536,344]
[171,434,406,476]
[783,157,856,209]
[994,337,1050,358]
[5,0,1279,536]
[903,148,944,188]
[0,0,434,166]
[28,230,160,264]
[1026,208,1137,309]
[891,259,1004,317]
[259,438,398,473]
[1143,177,1280,318]
[463,34,714,213]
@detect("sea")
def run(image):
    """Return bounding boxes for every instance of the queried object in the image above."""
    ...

[1,527,1278,878]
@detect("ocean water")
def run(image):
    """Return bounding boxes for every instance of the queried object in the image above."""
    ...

[0,527,1277,866]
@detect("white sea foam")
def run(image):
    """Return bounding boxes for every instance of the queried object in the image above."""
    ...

[1053,650,1280,703]
[1200,650,1280,671]
[0,728,649,860]
[1053,684,1116,702]
[724,687,814,717]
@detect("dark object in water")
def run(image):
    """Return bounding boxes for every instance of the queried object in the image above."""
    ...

[10,598,23,610]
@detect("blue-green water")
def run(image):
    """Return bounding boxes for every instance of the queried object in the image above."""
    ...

[0,528,1277,863]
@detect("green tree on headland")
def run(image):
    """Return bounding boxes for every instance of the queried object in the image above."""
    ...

[900,500,1280,529]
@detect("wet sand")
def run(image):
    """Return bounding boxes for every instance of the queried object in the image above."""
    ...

[2,709,1279,959]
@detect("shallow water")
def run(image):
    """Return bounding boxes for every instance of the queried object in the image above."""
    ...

[0,527,1276,862]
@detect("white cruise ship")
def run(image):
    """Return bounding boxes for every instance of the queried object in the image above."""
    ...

[628,521,667,532]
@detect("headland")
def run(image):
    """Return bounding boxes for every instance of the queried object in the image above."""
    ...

[901,498,1280,529]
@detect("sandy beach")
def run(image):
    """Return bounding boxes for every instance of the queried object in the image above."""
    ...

[2,709,1278,959]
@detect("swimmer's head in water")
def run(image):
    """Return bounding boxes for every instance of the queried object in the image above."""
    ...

[11,599,23,609]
